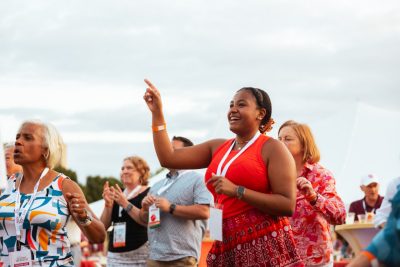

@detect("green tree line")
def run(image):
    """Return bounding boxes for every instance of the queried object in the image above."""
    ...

[54,166,164,203]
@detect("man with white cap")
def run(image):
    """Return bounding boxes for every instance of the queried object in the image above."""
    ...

[349,174,384,221]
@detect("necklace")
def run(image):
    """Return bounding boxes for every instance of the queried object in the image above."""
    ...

[235,139,249,150]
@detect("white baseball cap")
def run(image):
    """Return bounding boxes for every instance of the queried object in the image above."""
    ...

[360,174,379,186]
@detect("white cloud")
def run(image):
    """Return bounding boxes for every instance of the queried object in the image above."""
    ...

[1,0,399,188]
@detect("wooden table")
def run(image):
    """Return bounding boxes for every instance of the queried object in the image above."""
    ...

[335,223,380,255]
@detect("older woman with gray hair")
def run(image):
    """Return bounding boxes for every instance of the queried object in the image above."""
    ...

[0,120,106,266]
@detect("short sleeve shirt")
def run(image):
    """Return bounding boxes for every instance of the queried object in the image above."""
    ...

[148,170,213,261]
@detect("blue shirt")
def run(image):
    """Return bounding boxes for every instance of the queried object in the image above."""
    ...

[148,170,213,261]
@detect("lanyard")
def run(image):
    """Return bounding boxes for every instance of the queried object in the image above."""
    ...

[216,132,260,177]
[125,185,142,200]
[363,199,376,213]
[156,171,187,196]
[14,167,49,239]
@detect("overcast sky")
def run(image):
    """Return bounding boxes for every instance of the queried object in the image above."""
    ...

[1,1,399,193]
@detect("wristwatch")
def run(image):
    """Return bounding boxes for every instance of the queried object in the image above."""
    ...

[169,203,176,214]
[236,186,246,200]
[78,209,93,227]
[124,203,134,213]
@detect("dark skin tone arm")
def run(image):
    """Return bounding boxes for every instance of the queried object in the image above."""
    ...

[144,78,225,169]
[62,179,106,244]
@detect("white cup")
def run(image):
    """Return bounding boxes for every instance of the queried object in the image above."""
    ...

[346,212,355,224]
[357,214,366,223]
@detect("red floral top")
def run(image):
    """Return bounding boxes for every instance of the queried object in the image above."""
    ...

[290,162,346,266]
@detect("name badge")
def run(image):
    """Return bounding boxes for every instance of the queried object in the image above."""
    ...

[148,204,161,229]
[113,222,126,247]
[9,246,32,267]
[209,204,223,241]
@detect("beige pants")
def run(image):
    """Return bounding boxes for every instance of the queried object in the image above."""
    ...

[147,256,197,267]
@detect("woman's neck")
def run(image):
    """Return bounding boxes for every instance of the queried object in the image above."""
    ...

[22,164,47,182]
[125,183,140,192]
[294,156,305,177]
[235,130,259,144]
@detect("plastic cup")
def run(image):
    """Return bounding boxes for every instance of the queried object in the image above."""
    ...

[346,212,355,224]
[357,214,366,223]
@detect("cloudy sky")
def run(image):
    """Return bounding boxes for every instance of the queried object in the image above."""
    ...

[1,1,399,199]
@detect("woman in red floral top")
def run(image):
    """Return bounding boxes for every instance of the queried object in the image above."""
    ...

[278,120,346,267]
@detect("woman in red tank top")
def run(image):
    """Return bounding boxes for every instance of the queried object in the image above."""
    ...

[143,79,303,267]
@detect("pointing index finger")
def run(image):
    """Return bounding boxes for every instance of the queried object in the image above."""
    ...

[144,79,156,89]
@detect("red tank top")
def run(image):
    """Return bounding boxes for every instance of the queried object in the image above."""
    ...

[205,134,271,219]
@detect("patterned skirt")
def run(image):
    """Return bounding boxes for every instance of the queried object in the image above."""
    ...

[107,242,149,267]
[206,209,304,267]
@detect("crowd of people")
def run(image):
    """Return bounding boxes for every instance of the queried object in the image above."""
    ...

[0,79,398,266]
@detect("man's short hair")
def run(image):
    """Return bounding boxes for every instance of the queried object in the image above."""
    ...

[172,136,194,147]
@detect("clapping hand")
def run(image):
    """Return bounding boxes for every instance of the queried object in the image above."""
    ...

[66,192,88,221]
[102,181,114,208]
[110,184,129,208]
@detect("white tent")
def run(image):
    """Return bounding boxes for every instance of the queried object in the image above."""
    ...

[310,102,400,204]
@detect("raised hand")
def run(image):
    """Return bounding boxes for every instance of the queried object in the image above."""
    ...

[208,173,237,197]
[143,79,163,113]
[102,181,114,208]
[111,184,129,208]
[66,192,88,221]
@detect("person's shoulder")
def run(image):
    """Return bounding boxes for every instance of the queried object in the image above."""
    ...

[262,136,287,154]
[181,170,203,178]
[151,178,166,188]
[350,198,363,207]
[309,162,335,180]
[58,174,81,193]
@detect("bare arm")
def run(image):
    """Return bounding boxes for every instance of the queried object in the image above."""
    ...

[100,205,113,230]
[245,139,296,215]
[155,197,210,220]
[209,138,296,216]
[62,179,106,244]
[143,79,224,169]
[100,181,113,229]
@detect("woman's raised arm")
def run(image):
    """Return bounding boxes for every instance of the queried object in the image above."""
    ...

[143,79,224,169]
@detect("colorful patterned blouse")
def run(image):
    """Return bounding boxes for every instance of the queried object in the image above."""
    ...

[0,174,74,266]
[290,162,346,266]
